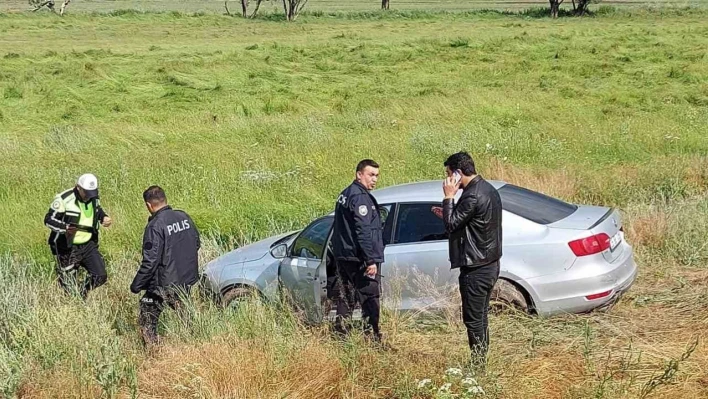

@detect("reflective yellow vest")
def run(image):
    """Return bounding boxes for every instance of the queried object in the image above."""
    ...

[50,189,99,245]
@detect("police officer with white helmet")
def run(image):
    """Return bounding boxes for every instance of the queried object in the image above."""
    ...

[44,173,113,298]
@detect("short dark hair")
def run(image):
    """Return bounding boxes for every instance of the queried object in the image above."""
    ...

[444,152,476,176]
[143,185,167,204]
[356,159,379,173]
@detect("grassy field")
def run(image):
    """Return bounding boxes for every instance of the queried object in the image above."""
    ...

[1,6,708,399]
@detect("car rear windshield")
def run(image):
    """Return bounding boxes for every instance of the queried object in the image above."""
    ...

[498,184,578,225]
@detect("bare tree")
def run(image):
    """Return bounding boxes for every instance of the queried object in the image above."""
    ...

[224,0,263,18]
[29,0,71,15]
[249,0,264,17]
[30,0,55,12]
[30,0,54,12]
[573,0,592,15]
[282,0,308,21]
[59,0,70,14]
[549,0,563,18]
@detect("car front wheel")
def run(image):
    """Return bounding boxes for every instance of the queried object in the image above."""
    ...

[221,286,262,310]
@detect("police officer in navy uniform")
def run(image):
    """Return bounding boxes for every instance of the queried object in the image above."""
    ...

[130,186,200,346]
[44,173,112,298]
[332,159,385,340]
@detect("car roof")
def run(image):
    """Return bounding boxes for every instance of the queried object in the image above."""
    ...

[371,179,507,204]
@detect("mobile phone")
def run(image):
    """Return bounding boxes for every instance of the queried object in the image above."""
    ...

[453,171,461,184]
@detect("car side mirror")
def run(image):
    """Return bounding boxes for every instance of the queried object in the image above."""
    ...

[270,243,288,259]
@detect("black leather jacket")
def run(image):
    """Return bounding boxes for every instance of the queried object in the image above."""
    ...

[443,176,503,269]
[130,206,201,295]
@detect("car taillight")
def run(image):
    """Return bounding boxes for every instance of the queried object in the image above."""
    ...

[568,233,611,256]
[586,290,612,300]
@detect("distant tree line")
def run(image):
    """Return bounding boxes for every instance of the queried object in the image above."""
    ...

[31,0,595,20]
[228,0,593,20]
[222,0,594,20]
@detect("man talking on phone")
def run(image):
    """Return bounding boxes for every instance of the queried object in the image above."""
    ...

[441,152,502,368]
[44,173,113,298]
[331,159,385,341]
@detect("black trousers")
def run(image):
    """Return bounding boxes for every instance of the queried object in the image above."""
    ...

[54,241,107,298]
[459,262,500,363]
[335,260,381,338]
[138,288,190,346]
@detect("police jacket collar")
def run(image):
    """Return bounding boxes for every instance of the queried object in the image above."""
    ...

[352,180,369,192]
[149,205,172,221]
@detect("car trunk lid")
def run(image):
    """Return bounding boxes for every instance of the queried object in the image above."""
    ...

[550,206,624,262]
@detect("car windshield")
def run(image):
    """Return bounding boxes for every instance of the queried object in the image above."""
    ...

[291,217,334,259]
[270,231,298,249]
[498,184,578,225]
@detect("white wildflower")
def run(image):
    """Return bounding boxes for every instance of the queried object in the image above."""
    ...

[467,385,485,395]
[445,367,463,377]
[461,377,478,386]
[241,167,301,183]
[241,170,277,183]
[417,379,432,389]
[438,382,452,393]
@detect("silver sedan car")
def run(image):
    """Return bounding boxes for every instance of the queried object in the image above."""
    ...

[203,180,637,319]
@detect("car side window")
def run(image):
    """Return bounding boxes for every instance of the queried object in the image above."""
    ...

[291,217,334,260]
[393,203,447,244]
[380,204,393,246]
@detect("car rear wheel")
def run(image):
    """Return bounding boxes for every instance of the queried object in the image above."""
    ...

[221,286,261,310]
[491,279,529,313]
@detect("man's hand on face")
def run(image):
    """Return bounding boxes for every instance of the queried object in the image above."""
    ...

[443,176,461,199]
[365,264,377,277]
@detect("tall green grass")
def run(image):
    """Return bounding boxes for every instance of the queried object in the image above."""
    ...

[1,10,706,257]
